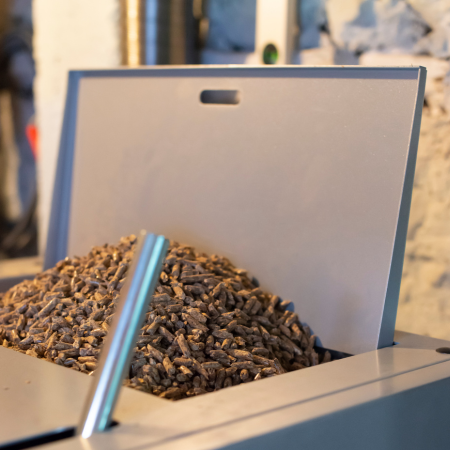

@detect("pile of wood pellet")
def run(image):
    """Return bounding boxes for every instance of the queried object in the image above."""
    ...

[0,235,331,400]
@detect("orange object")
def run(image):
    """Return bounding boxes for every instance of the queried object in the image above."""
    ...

[26,123,38,160]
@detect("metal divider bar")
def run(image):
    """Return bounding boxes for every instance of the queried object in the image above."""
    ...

[77,231,169,438]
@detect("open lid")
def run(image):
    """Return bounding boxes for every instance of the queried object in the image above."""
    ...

[46,66,426,355]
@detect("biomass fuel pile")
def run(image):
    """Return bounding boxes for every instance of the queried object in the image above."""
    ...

[0,235,331,400]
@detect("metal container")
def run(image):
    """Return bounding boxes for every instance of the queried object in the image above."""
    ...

[3,67,448,450]
[46,66,426,355]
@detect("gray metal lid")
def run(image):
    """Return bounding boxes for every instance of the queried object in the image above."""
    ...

[45,66,426,355]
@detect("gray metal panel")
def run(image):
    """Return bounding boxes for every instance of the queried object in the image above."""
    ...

[0,257,42,291]
[30,350,450,450]
[44,71,82,271]
[377,69,427,348]
[0,333,447,447]
[47,66,425,355]
[0,346,166,447]
[150,361,450,450]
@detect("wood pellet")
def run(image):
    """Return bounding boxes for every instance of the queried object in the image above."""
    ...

[0,235,331,400]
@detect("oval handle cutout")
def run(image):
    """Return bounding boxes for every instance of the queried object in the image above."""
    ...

[200,90,240,105]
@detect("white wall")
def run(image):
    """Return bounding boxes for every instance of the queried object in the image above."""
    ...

[33,0,122,253]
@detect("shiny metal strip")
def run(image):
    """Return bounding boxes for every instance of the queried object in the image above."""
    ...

[77,231,169,438]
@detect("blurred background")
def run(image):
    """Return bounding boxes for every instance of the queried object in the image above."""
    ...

[0,0,449,340]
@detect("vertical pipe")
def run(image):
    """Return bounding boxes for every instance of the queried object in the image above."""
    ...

[122,0,144,66]
[144,0,159,65]
[123,0,199,66]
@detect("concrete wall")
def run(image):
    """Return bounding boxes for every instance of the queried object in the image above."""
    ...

[33,0,122,253]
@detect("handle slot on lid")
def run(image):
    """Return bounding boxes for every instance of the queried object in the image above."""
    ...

[200,90,240,105]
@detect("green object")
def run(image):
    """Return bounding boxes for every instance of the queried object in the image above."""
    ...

[263,43,278,64]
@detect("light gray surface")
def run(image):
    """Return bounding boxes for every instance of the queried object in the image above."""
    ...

[0,257,42,292]
[394,329,450,350]
[148,360,450,450]
[47,66,425,355]
[24,333,450,450]
[0,346,166,447]
[0,256,42,279]
[0,331,446,447]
